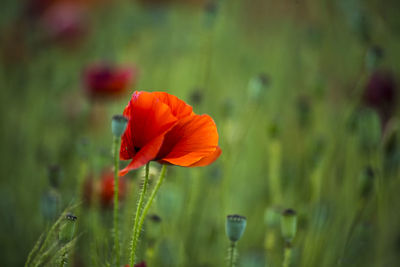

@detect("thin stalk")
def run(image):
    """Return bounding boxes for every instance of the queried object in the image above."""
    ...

[137,164,167,237]
[24,233,44,267]
[282,242,292,267]
[113,135,121,267]
[129,163,151,266]
[59,251,67,267]
[228,241,237,267]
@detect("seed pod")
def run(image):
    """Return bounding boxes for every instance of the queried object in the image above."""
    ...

[281,209,297,242]
[359,166,375,199]
[111,115,128,137]
[248,73,270,102]
[59,213,77,243]
[365,45,384,72]
[226,214,247,242]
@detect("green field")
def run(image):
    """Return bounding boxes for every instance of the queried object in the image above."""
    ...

[1,0,400,266]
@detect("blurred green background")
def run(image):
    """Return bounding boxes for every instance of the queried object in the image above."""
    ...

[1,0,400,266]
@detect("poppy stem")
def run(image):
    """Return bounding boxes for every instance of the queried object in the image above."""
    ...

[113,135,121,267]
[130,164,167,267]
[129,162,151,266]
[228,241,237,267]
[282,241,292,267]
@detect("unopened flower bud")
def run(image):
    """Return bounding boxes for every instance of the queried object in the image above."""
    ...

[204,1,218,27]
[41,188,61,221]
[59,213,77,243]
[226,214,247,242]
[111,115,128,137]
[264,207,280,227]
[48,164,62,188]
[365,45,384,72]
[248,73,270,101]
[281,209,297,242]
[359,166,375,198]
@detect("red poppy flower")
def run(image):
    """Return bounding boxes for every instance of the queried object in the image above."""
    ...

[120,91,221,175]
[84,63,137,99]
[124,261,146,267]
[99,171,127,208]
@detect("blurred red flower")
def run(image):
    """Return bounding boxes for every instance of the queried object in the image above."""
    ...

[120,91,221,175]
[82,170,127,208]
[363,70,397,125]
[40,2,88,45]
[124,261,146,267]
[85,63,137,99]
[99,171,127,208]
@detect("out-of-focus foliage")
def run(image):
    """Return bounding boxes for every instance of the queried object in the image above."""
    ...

[1,0,400,266]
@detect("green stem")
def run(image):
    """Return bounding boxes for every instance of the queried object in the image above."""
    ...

[59,251,67,267]
[228,241,237,267]
[282,242,292,267]
[129,163,151,266]
[113,136,121,267]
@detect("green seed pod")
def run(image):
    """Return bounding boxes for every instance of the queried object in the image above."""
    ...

[359,166,375,199]
[365,45,384,72]
[59,213,77,243]
[264,207,280,227]
[111,115,128,137]
[48,165,62,189]
[281,209,297,242]
[248,73,269,102]
[226,214,247,242]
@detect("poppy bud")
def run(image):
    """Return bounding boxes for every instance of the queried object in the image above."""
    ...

[222,98,235,119]
[264,207,280,227]
[48,164,62,189]
[365,45,384,72]
[41,188,61,221]
[59,213,77,243]
[189,88,203,106]
[111,114,128,137]
[356,108,382,151]
[359,166,375,199]
[147,214,162,245]
[226,214,247,242]
[281,209,297,242]
[296,95,311,128]
[148,214,162,223]
[267,119,280,139]
[248,73,269,102]
[76,137,90,160]
[204,1,218,27]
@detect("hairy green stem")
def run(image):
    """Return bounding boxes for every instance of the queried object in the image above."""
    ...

[113,136,121,267]
[282,242,292,267]
[59,251,67,267]
[129,162,151,266]
[136,164,167,238]
[228,241,237,267]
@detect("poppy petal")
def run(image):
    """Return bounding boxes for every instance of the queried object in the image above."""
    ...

[152,92,193,119]
[188,146,222,167]
[119,135,165,176]
[159,114,219,166]
[120,91,178,161]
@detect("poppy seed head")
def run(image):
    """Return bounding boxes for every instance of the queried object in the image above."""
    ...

[282,209,296,217]
[112,114,128,137]
[226,214,247,242]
